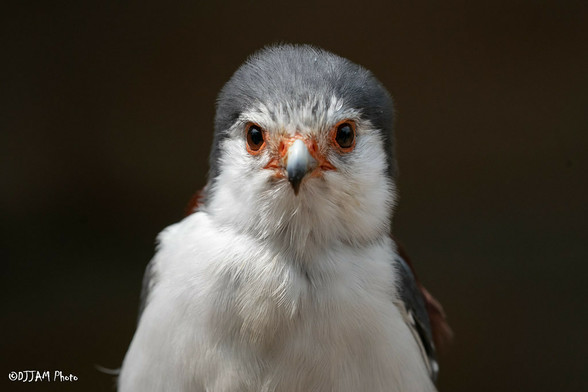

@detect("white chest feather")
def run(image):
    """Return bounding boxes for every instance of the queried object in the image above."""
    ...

[119,212,436,392]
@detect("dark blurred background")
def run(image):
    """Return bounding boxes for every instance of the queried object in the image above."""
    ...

[2,1,587,391]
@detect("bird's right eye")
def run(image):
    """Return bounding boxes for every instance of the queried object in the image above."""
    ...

[246,124,266,154]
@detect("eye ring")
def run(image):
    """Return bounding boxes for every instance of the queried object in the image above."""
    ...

[245,123,266,154]
[331,120,356,152]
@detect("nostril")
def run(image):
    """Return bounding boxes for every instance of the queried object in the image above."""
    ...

[279,140,287,157]
[308,140,318,155]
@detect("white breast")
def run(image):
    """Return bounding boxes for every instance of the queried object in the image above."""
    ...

[119,212,436,392]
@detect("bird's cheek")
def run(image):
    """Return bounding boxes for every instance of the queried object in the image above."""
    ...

[263,157,287,179]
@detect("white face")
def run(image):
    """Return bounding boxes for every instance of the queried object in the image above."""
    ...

[207,95,396,258]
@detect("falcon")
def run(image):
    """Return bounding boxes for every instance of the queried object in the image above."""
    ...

[119,44,451,392]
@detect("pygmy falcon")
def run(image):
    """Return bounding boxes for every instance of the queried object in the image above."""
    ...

[119,44,451,392]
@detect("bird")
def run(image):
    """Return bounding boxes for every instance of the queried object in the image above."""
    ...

[118,44,451,392]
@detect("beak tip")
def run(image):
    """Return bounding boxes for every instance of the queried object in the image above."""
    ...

[288,174,302,195]
[291,182,301,195]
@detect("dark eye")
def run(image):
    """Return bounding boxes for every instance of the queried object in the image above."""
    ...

[334,122,355,151]
[246,124,265,154]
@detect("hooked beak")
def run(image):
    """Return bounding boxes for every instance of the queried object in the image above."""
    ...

[286,139,317,195]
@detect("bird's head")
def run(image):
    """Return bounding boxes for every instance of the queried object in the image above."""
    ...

[204,45,397,257]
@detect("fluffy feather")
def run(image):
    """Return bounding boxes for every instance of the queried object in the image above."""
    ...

[120,213,436,391]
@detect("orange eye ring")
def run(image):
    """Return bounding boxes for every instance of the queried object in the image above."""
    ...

[330,120,356,153]
[245,123,266,154]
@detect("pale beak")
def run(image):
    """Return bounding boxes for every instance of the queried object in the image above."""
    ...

[286,139,317,195]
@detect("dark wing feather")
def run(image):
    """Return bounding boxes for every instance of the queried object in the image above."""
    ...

[395,254,439,380]
[393,240,453,382]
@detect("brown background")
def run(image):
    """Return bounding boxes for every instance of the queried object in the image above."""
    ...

[2,1,587,391]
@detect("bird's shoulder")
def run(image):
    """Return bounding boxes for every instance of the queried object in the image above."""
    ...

[136,210,221,323]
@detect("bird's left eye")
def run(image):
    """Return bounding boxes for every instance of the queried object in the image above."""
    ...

[246,124,266,154]
[332,121,356,152]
